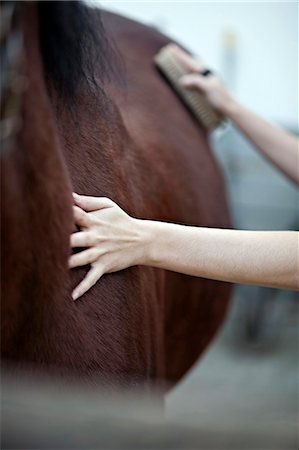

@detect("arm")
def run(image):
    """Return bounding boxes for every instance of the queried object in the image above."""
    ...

[223,101,299,185]
[166,44,299,185]
[141,220,299,290]
[70,195,299,300]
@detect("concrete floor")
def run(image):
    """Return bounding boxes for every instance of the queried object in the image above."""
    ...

[166,293,298,450]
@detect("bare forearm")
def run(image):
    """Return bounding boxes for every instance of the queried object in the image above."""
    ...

[224,100,299,184]
[70,195,299,299]
[140,220,299,290]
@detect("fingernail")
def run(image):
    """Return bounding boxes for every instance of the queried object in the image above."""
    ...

[73,193,80,199]
[72,291,79,301]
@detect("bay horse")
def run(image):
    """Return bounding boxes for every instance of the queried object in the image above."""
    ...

[1,1,231,390]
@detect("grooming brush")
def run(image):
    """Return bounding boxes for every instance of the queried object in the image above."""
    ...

[154,46,224,132]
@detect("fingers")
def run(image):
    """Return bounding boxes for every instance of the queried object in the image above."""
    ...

[72,266,103,301]
[69,248,100,268]
[70,231,97,248]
[73,205,92,228]
[73,193,114,212]
[165,43,203,72]
[179,73,208,91]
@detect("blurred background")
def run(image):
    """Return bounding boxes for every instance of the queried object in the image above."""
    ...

[90,1,299,448]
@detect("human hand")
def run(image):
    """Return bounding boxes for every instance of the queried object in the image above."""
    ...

[70,193,149,300]
[165,43,236,115]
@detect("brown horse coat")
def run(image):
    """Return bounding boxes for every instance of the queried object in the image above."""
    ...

[1,3,231,389]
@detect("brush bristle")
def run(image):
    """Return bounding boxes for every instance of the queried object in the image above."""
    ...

[154,47,224,132]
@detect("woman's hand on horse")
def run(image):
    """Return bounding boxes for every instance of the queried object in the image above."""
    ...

[70,193,151,300]
[165,43,236,115]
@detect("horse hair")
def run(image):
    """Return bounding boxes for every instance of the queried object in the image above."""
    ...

[38,1,113,102]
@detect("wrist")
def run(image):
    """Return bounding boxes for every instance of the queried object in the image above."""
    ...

[221,96,242,118]
[132,218,156,266]
[134,219,163,267]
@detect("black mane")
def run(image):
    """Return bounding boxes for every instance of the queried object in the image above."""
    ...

[38,1,112,102]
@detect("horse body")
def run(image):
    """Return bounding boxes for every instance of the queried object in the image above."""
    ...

[1,3,231,389]
[100,11,232,382]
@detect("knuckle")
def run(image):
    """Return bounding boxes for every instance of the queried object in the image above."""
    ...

[95,234,104,245]
[90,249,99,261]
[75,253,84,265]
[192,63,201,72]
[86,252,94,263]
[101,197,113,207]
[77,212,86,224]
[100,260,108,273]
[80,211,88,223]
[85,233,94,246]
[78,252,89,265]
